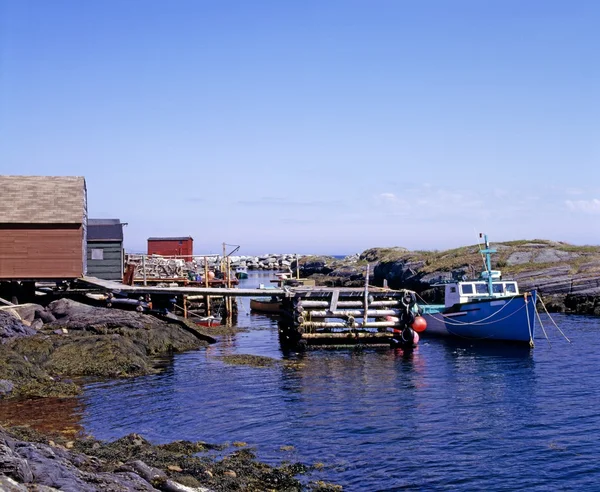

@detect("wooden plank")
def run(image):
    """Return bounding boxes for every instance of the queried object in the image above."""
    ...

[330,289,340,311]
[79,276,285,297]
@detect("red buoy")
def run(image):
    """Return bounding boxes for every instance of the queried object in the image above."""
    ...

[411,316,427,333]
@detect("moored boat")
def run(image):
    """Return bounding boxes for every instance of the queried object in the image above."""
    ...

[250,297,283,314]
[420,234,537,346]
[194,315,221,327]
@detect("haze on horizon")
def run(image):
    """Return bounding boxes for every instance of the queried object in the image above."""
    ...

[1,1,598,256]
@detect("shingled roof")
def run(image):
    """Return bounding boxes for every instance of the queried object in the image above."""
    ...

[88,219,124,241]
[0,175,87,224]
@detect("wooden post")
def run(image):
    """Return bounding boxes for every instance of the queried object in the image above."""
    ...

[363,264,370,326]
[206,295,211,316]
[227,257,231,289]
[142,255,147,286]
[204,256,209,288]
[0,296,16,307]
[183,295,188,319]
[222,242,226,274]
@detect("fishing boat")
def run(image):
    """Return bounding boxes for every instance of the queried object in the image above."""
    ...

[420,234,537,346]
[235,268,248,280]
[250,297,283,314]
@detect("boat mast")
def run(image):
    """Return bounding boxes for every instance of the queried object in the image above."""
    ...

[480,233,496,296]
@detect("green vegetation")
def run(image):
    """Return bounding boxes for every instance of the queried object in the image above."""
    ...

[218,354,281,368]
[372,241,600,278]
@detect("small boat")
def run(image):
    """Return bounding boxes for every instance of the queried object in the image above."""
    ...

[194,316,221,327]
[421,234,537,346]
[250,297,282,314]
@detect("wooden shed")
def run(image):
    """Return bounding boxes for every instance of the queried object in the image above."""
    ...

[147,236,194,259]
[87,219,125,280]
[0,175,87,280]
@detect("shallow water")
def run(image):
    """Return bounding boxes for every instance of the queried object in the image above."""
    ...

[18,272,600,490]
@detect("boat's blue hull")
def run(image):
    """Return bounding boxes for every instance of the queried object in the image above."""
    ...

[422,291,537,344]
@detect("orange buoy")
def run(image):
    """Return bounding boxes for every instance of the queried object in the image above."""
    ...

[411,315,427,332]
[207,271,215,280]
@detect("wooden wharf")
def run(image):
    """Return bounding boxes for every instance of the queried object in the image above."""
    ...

[79,276,275,297]
[79,277,418,349]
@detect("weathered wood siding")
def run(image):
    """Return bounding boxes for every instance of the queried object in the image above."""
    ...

[87,241,123,280]
[0,226,84,279]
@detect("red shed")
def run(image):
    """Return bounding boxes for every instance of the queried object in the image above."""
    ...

[147,236,194,259]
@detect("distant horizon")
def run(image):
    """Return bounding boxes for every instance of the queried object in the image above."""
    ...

[121,235,599,258]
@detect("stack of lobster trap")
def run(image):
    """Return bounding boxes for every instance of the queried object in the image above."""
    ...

[278,286,424,349]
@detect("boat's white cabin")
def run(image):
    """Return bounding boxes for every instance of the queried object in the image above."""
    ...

[443,280,519,307]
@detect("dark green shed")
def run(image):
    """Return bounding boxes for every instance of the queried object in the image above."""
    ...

[87,219,125,280]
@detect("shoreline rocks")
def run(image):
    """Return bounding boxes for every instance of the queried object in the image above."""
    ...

[0,299,211,399]
[1,425,340,491]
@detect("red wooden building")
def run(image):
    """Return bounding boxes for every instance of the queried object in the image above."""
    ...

[0,175,88,280]
[147,236,194,259]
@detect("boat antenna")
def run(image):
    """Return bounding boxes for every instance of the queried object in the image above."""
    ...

[476,233,487,272]
[479,233,496,296]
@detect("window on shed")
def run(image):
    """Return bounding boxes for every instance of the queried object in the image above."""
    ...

[91,248,104,260]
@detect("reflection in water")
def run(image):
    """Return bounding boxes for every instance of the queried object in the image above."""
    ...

[0,397,86,438]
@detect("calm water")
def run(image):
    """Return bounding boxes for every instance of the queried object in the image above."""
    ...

[77,273,600,490]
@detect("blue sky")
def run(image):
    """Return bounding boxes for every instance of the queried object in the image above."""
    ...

[1,1,598,255]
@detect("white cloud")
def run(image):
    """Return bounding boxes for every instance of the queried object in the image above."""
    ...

[565,199,600,214]
[377,192,400,204]
[565,187,585,196]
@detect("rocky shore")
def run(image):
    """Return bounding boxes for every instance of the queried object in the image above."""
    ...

[0,300,339,491]
[295,240,600,315]
[0,299,211,399]
[0,424,336,491]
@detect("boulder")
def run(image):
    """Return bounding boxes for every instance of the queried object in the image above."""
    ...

[0,311,36,342]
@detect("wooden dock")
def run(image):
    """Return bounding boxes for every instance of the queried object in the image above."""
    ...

[79,276,419,349]
[79,276,284,297]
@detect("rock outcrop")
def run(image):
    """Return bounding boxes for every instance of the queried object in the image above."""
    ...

[0,425,325,491]
[0,300,211,399]
[0,311,36,342]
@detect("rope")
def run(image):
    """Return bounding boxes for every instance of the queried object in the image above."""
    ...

[525,293,534,348]
[537,295,571,343]
[419,294,522,326]
[535,303,551,347]
[173,303,217,321]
